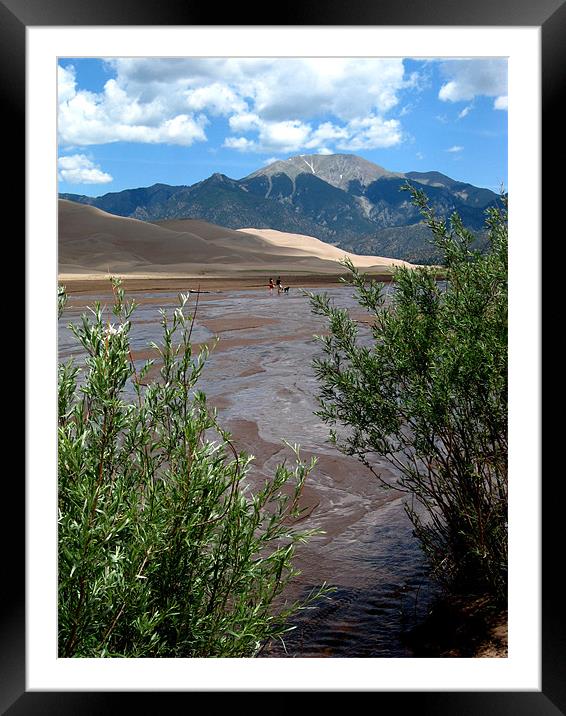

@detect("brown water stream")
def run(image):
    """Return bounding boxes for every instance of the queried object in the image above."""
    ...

[58,285,439,657]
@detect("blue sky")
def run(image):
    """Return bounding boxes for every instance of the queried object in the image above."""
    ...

[58,57,507,196]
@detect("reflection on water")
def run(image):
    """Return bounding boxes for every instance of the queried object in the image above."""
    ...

[58,285,438,657]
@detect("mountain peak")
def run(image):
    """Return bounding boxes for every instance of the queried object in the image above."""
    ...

[198,172,239,188]
[405,171,458,189]
[245,153,403,192]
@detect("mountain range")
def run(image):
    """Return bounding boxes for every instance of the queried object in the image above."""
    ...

[60,153,502,263]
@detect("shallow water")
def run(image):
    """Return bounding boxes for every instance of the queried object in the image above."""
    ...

[58,285,439,657]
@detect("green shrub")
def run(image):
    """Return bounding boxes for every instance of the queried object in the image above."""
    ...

[308,185,507,601]
[58,280,324,657]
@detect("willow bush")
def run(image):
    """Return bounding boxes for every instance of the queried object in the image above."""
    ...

[309,185,508,602]
[58,280,324,657]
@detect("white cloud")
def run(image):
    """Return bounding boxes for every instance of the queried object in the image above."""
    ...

[336,116,402,151]
[223,136,257,152]
[225,119,314,154]
[59,58,418,150]
[458,105,472,119]
[108,57,412,121]
[246,58,409,121]
[494,95,508,111]
[305,121,349,145]
[58,64,77,103]
[228,113,262,133]
[438,81,459,102]
[259,119,313,151]
[447,145,464,153]
[416,151,424,160]
[438,59,507,104]
[224,114,402,154]
[58,65,208,147]
[183,83,247,116]
[58,154,113,184]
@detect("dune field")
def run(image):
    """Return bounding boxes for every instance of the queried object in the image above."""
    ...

[58,199,414,283]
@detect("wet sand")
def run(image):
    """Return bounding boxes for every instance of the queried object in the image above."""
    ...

[59,272,396,296]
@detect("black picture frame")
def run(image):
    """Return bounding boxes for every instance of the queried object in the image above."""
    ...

[10,0,557,711]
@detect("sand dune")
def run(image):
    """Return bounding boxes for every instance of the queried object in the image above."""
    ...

[237,228,412,269]
[59,199,414,280]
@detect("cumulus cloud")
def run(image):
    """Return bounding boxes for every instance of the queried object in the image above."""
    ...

[336,116,402,151]
[58,64,77,103]
[183,83,247,116]
[223,136,257,152]
[494,95,508,110]
[306,121,349,146]
[228,112,262,133]
[59,58,415,152]
[58,154,113,184]
[58,64,208,147]
[107,57,410,122]
[458,105,472,119]
[225,114,402,154]
[225,119,313,154]
[247,58,408,121]
[438,59,507,106]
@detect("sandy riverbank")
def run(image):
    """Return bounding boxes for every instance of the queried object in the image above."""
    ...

[58,271,397,295]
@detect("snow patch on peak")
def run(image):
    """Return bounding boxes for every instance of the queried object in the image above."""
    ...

[301,156,316,174]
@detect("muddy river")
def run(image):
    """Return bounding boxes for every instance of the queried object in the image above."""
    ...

[58,284,439,657]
